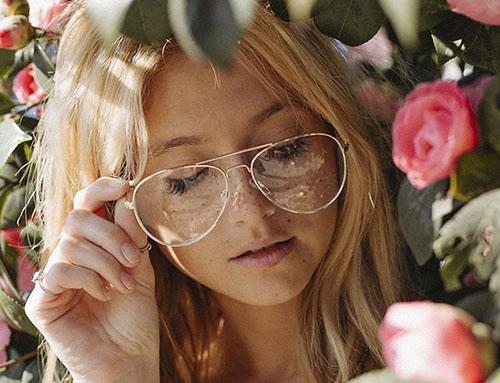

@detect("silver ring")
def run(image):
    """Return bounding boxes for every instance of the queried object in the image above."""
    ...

[138,242,152,254]
[32,270,61,297]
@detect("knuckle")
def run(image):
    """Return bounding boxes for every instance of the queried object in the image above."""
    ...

[59,234,81,256]
[64,209,89,232]
[103,224,125,242]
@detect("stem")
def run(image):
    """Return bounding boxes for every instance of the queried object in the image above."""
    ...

[0,349,39,370]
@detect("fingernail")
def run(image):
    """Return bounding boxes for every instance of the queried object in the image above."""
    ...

[122,242,141,264]
[102,283,112,300]
[120,271,136,291]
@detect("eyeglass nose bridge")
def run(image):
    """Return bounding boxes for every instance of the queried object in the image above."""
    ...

[225,163,271,195]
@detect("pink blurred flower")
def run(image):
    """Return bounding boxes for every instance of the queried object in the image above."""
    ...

[0,15,32,50]
[357,80,399,121]
[447,0,500,26]
[12,63,46,105]
[392,80,478,189]
[462,74,494,116]
[0,0,29,17]
[0,319,11,364]
[28,0,68,33]
[346,28,393,69]
[381,301,485,383]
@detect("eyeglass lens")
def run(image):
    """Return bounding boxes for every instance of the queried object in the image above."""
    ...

[133,134,345,246]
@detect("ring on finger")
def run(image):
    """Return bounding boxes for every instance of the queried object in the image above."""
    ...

[138,242,152,254]
[32,269,61,297]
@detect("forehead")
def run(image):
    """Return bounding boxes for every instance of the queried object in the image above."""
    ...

[145,53,277,140]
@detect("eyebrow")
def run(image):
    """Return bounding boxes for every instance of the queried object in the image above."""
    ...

[149,102,287,157]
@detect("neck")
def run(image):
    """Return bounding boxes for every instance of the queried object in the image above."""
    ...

[214,294,304,382]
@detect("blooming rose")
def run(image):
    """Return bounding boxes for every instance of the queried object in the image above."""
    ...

[447,0,500,26]
[380,301,486,383]
[0,15,33,50]
[0,320,10,364]
[28,0,68,33]
[461,74,494,116]
[12,63,46,105]
[392,80,478,189]
[0,0,29,17]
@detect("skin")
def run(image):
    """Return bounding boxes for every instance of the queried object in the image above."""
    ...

[25,53,339,383]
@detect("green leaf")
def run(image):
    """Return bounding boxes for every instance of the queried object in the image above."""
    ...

[0,49,16,79]
[0,185,32,229]
[439,242,470,291]
[268,0,331,21]
[121,0,171,46]
[378,0,420,50]
[314,0,385,46]
[21,220,41,264]
[0,287,37,335]
[0,253,23,303]
[419,0,450,31]
[0,92,17,115]
[455,290,498,327]
[0,119,31,172]
[449,147,500,202]
[31,41,55,97]
[479,76,500,154]
[397,178,448,266]
[487,367,500,383]
[86,0,134,46]
[168,0,256,67]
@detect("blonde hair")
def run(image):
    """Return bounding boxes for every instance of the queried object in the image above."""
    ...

[33,2,404,382]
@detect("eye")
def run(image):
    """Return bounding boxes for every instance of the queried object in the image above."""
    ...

[163,168,208,195]
[267,138,311,159]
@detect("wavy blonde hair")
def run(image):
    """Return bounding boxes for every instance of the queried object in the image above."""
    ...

[33,1,404,382]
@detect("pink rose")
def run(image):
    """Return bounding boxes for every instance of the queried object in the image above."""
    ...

[12,63,46,105]
[0,15,33,50]
[380,301,486,383]
[0,319,11,364]
[27,0,68,33]
[461,74,495,116]
[392,80,478,189]
[447,0,500,26]
[16,254,36,292]
[0,0,29,17]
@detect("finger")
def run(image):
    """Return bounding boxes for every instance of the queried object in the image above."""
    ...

[64,209,142,268]
[74,177,129,213]
[60,233,136,294]
[35,262,111,302]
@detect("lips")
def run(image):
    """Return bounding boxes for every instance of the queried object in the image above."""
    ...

[230,237,295,268]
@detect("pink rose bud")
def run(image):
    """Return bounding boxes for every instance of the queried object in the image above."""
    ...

[447,0,500,26]
[27,0,68,33]
[392,80,478,189]
[0,0,29,17]
[0,320,10,364]
[12,63,46,104]
[0,14,33,50]
[381,301,490,383]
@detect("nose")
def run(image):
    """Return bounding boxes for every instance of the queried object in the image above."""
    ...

[225,165,276,225]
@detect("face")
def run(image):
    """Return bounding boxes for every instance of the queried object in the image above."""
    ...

[143,53,339,306]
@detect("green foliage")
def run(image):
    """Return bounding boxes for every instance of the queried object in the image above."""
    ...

[0,289,36,335]
[0,120,31,172]
[314,0,385,46]
[0,50,16,80]
[480,76,500,153]
[121,0,171,46]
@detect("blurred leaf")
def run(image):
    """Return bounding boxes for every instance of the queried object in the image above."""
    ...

[32,41,55,80]
[479,76,500,154]
[0,49,16,79]
[378,0,420,50]
[314,0,384,46]
[0,252,22,303]
[449,147,500,202]
[86,0,134,46]
[439,242,469,291]
[268,0,330,21]
[487,367,500,383]
[456,290,498,327]
[397,178,448,266]
[0,185,33,229]
[21,221,41,264]
[121,0,171,46]
[168,0,256,67]
[418,0,449,31]
[0,92,17,115]
[0,163,19,191]
[0,119,31,173]
[0,288,37,335]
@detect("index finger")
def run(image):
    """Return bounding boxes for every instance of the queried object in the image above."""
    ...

[74,177,130,213]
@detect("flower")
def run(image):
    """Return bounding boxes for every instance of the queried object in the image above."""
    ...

[356,80,399,121]
[0,0,29,17]
[0,319,11,364]
[392,80,478,189]
[12,63,46,105]
[345,28,393,70]
[27,0,68,33]
[16,255,35,293]
[447,0,500,26]
[0,15,33,50]
[461,74,495,116]
[380,301,486,383]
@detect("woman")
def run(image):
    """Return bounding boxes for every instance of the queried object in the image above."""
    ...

[25,1,404,382]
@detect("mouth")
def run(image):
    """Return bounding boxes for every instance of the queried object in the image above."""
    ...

[230,237,295,268]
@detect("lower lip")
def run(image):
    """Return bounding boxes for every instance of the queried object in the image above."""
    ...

[230,238,295,268]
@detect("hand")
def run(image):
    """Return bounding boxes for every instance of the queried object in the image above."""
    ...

[25,177,160,383]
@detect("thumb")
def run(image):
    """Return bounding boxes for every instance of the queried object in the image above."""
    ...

[113,195,154,284]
